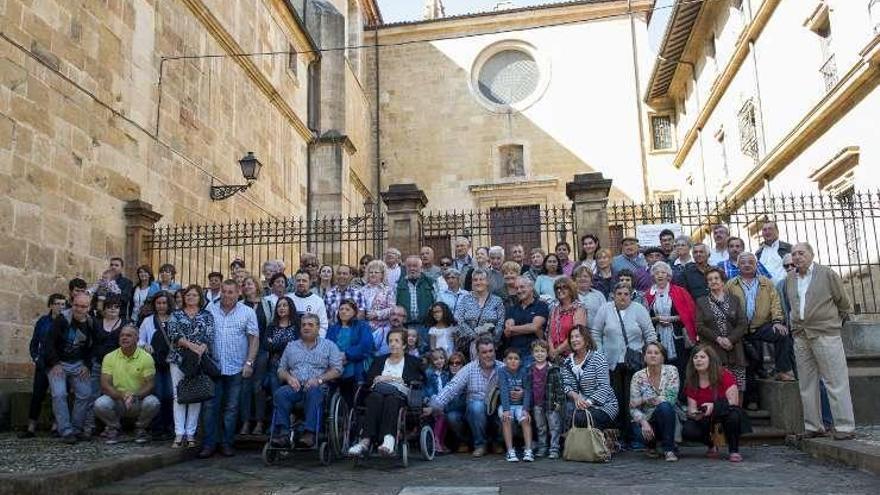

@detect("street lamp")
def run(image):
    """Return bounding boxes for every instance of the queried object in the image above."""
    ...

[210,152,263,201]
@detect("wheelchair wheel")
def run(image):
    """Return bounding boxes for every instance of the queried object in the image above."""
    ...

[400,442,409,468]
[329,392,347,456]
[319,441,332,466]
[419,425,435,461]
[262,442,277,466]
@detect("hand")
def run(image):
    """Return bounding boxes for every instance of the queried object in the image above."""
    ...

[50,365,63,378]
[575,397,590,410]
[701,402,714,416]
[773,323,789,336]
[340,355,348,366]
[78,366,90,380]
[287,376,302,391]
[510,388,523,402]
[640,420,654,441]
[193,343,207,357]
[123,394,135,410]
[305,377,320,389]
[502,410,512,422]
[242,363,253,378]
[373,375,388,384]
[521,410,530,424]
[647,396,661,407]
[143,344,153,354]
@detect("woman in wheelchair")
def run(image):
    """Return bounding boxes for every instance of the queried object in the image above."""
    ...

[270,314,343,449]
[326,299,375,406]
[348,328,424,456]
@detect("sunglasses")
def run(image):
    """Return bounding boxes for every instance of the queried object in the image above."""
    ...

[449,361,464,366]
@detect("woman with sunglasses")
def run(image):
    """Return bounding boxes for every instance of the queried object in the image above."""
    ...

[441,351,468,452]
[546,277,587,361]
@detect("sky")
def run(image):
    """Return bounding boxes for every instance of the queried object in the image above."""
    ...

[377,0,565,23]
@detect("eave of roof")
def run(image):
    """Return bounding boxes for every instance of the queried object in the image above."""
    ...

[377,0,617,29]
[645,0,705,102]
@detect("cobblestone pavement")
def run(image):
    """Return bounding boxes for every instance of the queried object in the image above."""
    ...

[87,445,879,495]
[0,433,164,474]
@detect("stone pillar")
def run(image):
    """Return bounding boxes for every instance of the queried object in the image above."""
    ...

[381,184,428,257]
[123,200,162,278]
[566,173,613,248]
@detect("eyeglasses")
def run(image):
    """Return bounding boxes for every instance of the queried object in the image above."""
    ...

[449,361,464,366]
[783,263,795,269]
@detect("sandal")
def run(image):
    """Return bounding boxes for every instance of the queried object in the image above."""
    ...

[729,452,743,463]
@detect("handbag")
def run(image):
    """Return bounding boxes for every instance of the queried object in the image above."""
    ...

[563,410,610,463]
[176,373,215,404]
[616,308,643,372]
[201,353,221,378]
[373,381,407,400]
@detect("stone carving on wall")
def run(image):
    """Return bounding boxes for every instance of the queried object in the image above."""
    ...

[499,144,525,177]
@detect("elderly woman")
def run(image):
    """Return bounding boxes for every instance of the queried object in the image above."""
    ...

[535,253,564,302]
[454,268,505,359]
[501,261,523,307]
[524,248,545,282]
[574,265,605,331]
[592,248,615,299]
[347,328,423,457]
[682,345,745,462]
[560,325,618,430]
[592,282,657,446]
[327,299,375,406]
[671,236,693,279]
[630,342,680,461]
[547,276,587,361]
[696,268,748,402]
[645,261,697,382]
[361,259,396,347]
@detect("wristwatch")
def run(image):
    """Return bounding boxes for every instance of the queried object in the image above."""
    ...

[245,360,253,367]
[317,378,324,385]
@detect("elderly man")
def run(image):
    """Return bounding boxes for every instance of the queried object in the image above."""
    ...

[727,252,795,407]
[503,277,548,368]
[717,237,772,280]
[45,293,95,443]
[486,246,507,298]
[373,306,408,356]
[95,324,160,444]
[785,242,855,440]
[756,221,792,283]
[261,259,285,295]
[453,237,474,273]
[383,248,403,287]
[396,256,436,351]
[270,314,343,448]
[438,268,469,314]
[427,336,504,457]
[288,270,329,336]
[708,224,731,266]
[612,237,647,274]
[675,243,712,300]
[201,280,259,458]
[324,264,366,324]
[420,246,442,280]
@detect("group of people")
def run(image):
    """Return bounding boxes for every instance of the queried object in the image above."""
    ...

[21,220,857,465]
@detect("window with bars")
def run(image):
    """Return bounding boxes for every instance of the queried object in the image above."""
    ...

[837,186,862,263]
[651,114,674,151]
[738,99,759,161]
[659,199,677,224]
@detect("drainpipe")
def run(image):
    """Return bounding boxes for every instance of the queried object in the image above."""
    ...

[628,0,651,201]
[304,1,321,222]
[373,24,381,203]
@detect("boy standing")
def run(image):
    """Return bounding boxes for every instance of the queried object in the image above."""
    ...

[499,348,534,462]
[530,340,563,459]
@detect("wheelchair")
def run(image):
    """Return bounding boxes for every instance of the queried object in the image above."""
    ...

[343,382,436,468]
[261,383,349,466]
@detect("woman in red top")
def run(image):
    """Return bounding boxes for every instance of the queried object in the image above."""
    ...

[682,345,745,462]
[546,277,587,361]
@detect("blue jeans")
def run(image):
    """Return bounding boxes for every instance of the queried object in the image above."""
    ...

[48,361,92,436]
[635,402,677,453]
[272,385,324,437]
[466,399,490,448]
[820,380,833,429]
[203,373,243,449]
[239,352,269,425]
[150,367,174,434]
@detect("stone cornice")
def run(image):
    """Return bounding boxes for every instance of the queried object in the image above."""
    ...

[181,0,314,141]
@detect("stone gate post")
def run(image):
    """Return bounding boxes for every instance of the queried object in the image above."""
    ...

[566,173,613,249]
[381,184,428,257]
[123,200,162,278]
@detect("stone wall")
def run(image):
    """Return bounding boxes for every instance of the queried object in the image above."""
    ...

[0,0,316,378]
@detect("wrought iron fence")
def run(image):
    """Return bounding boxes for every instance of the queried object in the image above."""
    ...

[607,191,880,315]
[145,210,386,287]
[420,204,576,259]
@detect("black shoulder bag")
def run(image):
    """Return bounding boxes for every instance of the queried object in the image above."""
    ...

[616,308,643,373]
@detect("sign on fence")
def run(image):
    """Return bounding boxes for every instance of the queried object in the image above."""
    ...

[636,223,682,247]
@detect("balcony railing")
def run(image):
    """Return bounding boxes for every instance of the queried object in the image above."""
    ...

[820,54,838,92]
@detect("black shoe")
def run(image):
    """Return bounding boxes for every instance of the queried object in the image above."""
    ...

[61,434,78,444]
[17,430,36,439]
[198,446,216,459]
[219,445,235,457]
[271,437,291,448]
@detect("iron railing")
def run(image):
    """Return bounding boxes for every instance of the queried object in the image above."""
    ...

[420,204,576,259]
[145,210,386,286]
[607,191,880,314]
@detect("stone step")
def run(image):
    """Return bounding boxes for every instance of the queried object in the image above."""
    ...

[847,353,880,368]
[745,409,772,426]
[742,426,789,445]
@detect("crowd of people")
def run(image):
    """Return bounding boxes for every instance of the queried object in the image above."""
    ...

[20,220,857,465]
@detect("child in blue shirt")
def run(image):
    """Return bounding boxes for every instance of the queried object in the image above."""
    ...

[499,348,534,462]
[424,348,451,454]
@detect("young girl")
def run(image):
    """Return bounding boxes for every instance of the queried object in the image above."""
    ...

[405,328,421,358]
[425,302,456,357]
[424,348,451,454]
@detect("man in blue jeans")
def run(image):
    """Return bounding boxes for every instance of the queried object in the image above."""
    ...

[270,314,342,448]
[426,336,506,457]
[200,280,259,458]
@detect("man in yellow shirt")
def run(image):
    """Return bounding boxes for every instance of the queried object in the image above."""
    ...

[95,324,159,444]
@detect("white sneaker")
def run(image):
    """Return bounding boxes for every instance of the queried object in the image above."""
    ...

[522,449,534,462]
[348,441,368,457]
[378,434,395,455]
[506,450,520,462]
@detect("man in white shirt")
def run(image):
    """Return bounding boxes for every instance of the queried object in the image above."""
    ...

[287,270,328,336]
[755,221,792,284]
[708,224,730,266]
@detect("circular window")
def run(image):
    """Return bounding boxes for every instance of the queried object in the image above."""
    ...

[476,49,539,106]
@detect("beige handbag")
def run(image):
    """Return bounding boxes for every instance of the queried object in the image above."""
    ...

[563,410,610,463]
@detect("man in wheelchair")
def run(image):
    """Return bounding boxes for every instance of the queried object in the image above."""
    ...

[270,313,342,449]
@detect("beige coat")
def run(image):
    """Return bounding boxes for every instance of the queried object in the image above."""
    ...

[726,275,784,331]
[784,263,851,338]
